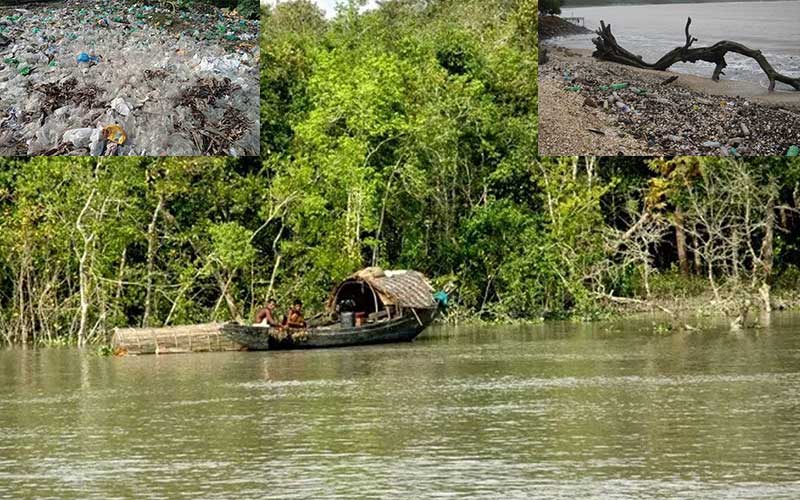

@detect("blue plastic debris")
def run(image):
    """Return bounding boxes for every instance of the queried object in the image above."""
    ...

[76,52,99,63]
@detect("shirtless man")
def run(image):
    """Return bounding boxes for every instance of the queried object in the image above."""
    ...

[254,299,281,327]
[284,299,307,328]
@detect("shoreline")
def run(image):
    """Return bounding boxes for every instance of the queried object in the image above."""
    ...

[538,45,800,156]
[8,289,796,347]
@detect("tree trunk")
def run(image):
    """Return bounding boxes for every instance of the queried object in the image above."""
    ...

[592,18,800,91]
[692,232,702,274]
[76,189,97,347]
[142,195,164,327]
[730,227,740,282]
[760,197,775,312]
[674,207,689,277]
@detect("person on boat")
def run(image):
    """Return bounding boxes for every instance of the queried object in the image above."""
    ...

[284,299,307,328]
[254,299,281,327]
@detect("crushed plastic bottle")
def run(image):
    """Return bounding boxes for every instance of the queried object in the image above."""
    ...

[62,128,94,147]
[76,52,99,63]
[110,97,131,117]
[788,145,800,157]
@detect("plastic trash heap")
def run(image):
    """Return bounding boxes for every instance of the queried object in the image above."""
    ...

[0,0,259,156]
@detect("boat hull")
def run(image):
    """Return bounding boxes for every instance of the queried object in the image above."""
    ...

[222,309,435,350]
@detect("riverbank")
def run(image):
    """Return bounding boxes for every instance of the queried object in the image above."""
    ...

[538,46,800,156]
[443,272,800,328]
[4,288,799,347]
[0,0,259,155]
[539,15,592,40]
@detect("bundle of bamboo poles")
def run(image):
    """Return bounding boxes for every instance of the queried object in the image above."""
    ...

[112,323,244,355]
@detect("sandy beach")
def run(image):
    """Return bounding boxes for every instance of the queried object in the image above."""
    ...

[538,46,800,156]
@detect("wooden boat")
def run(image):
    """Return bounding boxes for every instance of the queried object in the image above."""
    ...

[112,268,441,355]
[222,308,436,350]
[222,268,439,350]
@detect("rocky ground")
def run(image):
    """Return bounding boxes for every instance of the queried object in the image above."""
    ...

[0,0,259,156]
[539,76,650,156]
[539,46,800,156]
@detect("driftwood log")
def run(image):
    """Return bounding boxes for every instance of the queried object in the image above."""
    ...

[592,17,800,91]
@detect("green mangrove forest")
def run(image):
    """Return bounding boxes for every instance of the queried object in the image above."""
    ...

[1,1,799,345]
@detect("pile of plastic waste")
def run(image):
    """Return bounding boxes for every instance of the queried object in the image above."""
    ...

[0,0,259,156]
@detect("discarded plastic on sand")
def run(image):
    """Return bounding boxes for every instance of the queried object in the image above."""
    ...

[2,0,259,156]
[89,129,105,156]
[110,97,131,117]
[63,128,94,148]
[788,145,800,157]
[566,85,582,92]
[611,83,629,90]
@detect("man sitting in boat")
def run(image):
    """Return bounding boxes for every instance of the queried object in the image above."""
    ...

[284,299,307,328]
[254,299,281,327]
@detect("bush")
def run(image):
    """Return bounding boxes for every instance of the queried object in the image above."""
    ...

[539,0,562,16]
[236,0,259,19]
[195,0,259,19]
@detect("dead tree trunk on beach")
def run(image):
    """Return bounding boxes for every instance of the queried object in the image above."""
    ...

[592,17,800,92]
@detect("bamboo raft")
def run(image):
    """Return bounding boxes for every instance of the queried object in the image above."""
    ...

[111,323,243,355]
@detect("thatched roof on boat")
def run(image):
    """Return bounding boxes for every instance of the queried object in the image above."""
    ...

[327,267,436,311]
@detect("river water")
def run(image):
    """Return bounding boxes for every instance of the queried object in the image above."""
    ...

[2,313,800,498]
[551,1,800,90]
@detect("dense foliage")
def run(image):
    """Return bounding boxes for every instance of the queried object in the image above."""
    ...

[2,154,797,345]
[262,0,539,318]
[1,1,799,345]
